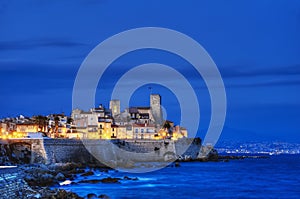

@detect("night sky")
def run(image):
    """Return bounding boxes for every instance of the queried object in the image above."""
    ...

[0,0,299,142]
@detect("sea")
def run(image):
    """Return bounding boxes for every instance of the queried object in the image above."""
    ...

[55,154,300,199]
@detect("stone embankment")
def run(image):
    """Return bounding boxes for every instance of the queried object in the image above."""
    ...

[2,138,217,165]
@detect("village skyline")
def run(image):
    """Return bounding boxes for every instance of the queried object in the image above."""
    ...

[0,94,188,141]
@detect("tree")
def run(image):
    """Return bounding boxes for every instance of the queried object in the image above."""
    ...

[163,121,171,130]
[32,115,48,133]
[67,117,73,125]
[162,120,173,138]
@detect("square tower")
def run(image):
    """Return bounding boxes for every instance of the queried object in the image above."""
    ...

[110,100,120,117]
[150,94,163,125]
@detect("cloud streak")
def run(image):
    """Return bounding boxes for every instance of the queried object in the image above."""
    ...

[0,38,87,51]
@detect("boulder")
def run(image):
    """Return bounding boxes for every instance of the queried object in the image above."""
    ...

[78,179,102,184]
[98,194,111,199]
[53,189,83,199]
[100,177,121,184]
[123,176,138,181]
[55,173,65,181]
[80,171,94,177]
[40,173,56,186]
[87,193,97,199]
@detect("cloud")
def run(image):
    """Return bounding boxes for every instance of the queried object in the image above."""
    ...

[0,60,78,93]
[221,64,300,78]
[0,38,87,51]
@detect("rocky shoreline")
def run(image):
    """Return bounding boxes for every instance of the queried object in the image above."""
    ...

[1,139,270,199]
[4,155,268,199]
[19,163,118,199]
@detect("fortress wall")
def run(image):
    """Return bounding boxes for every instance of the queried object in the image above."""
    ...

[5,138,203,165]
[110,139,176,162]
[43,139,98,164]
[6,139,48,164]
[174,138,202,159]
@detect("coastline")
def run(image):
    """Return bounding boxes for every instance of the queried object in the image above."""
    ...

[0,153,275,199]
[2,138,298,199]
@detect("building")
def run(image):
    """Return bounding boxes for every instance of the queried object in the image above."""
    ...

[110,100,120,118]
[16,123,39,133]
[150,94,163,125]
[72,105,113,139]
[132,123,156,139]
[70,94,188,140]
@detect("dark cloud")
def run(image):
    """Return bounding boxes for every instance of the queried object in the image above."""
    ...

[221,64,300,78]
[0,38,87,51]
[227,78,300,88]
[0,60,78,94]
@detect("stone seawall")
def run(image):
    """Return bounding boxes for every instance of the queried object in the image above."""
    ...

[3,138,204,165]
[175,138,202,159]
[44,138,202,164]
[43,139,99,164]
[0,167,29,199]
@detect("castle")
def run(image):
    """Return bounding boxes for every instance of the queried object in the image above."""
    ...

[0,95,187,140]
[70,94,188,140]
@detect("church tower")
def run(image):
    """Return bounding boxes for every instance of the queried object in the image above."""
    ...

[150,94,163,125]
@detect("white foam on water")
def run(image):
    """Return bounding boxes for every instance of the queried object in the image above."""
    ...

[59,180,73,186]
[0,166,17,169]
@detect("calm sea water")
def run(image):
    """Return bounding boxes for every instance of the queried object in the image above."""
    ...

[57,155,300,199]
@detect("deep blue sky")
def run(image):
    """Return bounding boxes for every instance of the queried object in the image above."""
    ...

[0,0,299,142]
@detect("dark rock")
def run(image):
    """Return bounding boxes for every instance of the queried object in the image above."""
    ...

[40,173,56,186]
[21,187,83,199]
[123,176,138,181]
[101,169,109,173]
[24,167,50,175]
[55,173,65,181]
[48,162,82,172]
[197,157,209,162]
[79,179,102,184]
[24,175,35,182]
[100,177,121,184]
[53,189,83,199]
[87,193,97,199]
[80,171,94,177]
[98,194,111,199]
[24,168,58,187]
[66,168,85,175]
[175,162,180,167]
